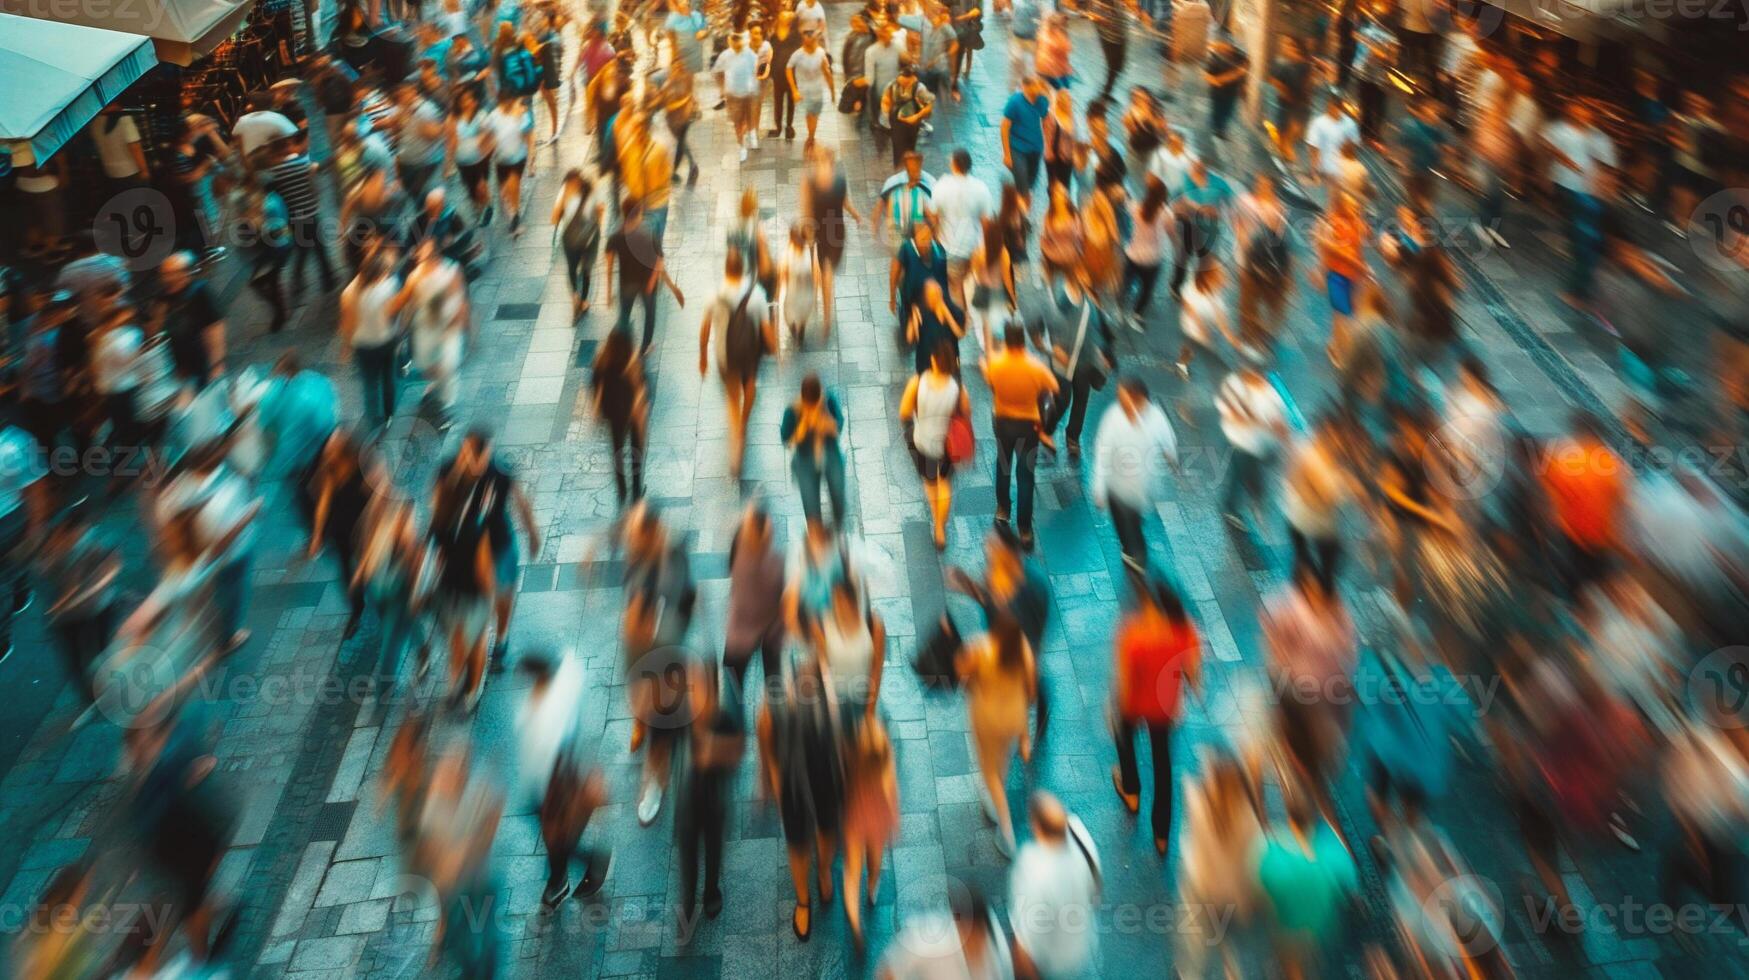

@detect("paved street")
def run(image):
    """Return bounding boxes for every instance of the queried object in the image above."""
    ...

[2,6,1746,979]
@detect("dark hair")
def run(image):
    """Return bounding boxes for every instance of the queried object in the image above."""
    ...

[991,521,1023,556]
[1087,97,1109,121]
[1458,355,1492,389]
[800,373,823,404]
[516,653,557,683]
[990,613,1026,670]
[1145,578,1187,624]
[930,339,959,374]
[1119,375,1149,401]
[952,148,973,173]
[725,248,745,277]
[1003,322,1025,349]
[1139,175,1169,223]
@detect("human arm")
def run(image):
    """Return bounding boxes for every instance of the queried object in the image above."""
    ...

[512,481,540,556]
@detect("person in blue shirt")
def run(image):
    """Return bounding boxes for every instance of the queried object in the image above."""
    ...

[1170,159,1234,295]
[780,374,848,528]
[258,352,340,486]
[665,0,711,76]
[1001,74,1050,202]
[1396,97,1450,207]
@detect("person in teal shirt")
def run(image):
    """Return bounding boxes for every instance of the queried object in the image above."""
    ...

[1171,159,1235,295]
[1255,797,1359,964]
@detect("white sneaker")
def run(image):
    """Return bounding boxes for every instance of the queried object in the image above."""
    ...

[748,133,759,150]
[1488,227,1511,249]
[637,782,663,826]
[739,146,748,162]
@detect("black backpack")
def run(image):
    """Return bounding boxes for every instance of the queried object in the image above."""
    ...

[1246,221,1292,281]
[724,285,764,373]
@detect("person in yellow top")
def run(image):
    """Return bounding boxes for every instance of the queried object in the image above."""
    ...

[615,108,675,244]
[981,322,1059,549]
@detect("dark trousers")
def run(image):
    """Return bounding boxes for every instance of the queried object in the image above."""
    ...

[792,445,848,526]
[248,250,290,331]
[1221,449,1267,516]
[1044,371,1094,445]
[52,609,114,704]
[563,239,596,303]
[771,83,795,132]
[1115,717,1174,842]
[1290,529,1341,591]
[1357,79,1387,143]
[672,122,699,182]
[1110,498,1147,573]
[0,508,29,653]
[1099,36,1127,97]
[354,339,399,426]
[617,288,660,354]
[993,417,1040,532]
[607,413,645,502]
[726,629,783,701]
[288,217,338,290]
[1209,94,1239,141]
[892,121,921,167]
[677,773,729,910]
[1010,151,1043,198]
[1168,215,1212,295]
[1123,258,1163,315]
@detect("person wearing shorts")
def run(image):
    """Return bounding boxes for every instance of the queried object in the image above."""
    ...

[700,250,776,476]
[485,94,534,233]
[1317,192,1367,344]
[787,32,834,145]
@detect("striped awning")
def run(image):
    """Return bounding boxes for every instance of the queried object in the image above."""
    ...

[0,12,157,164]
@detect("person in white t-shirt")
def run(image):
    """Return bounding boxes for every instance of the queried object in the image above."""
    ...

[698,249,776,477]
[929,149,995,309]
[715,31,763,158]
[1008,792,1101,979]
[795,0,827,42]
[485,95,535,234]
[1306,99,1361,184]
[90,110,149,187]
[1147,128,1198,201]
[786,32,835,145]
[1092,376,1178,575]
[1542,102,1618,306]
[1217,367,1288,530]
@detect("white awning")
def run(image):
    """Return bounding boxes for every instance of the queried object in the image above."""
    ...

[2,0,253,65]
[0,12,157,164]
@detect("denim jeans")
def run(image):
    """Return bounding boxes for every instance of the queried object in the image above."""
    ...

[993,417,1040,531]
[213,551,253,645]
[792,443,847,526]
[1559,186,1604,301]
[355,339,399,426]
[617,288,661,354]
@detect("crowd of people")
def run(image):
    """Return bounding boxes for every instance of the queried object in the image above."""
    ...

[4,0,1749,976]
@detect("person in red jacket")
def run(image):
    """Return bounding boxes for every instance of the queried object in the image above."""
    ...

[1110,577,1203,856]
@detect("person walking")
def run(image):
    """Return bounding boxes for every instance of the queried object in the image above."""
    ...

[399,239,472,431]
[957,612,1037,855]
[339,249,405,431]
[676,663,744,925]
[716,30,763,161]
[781,374,849,528]
[1217,367,1290,531]
[588,329,648,504]
[698,249,776,477]
[724,503,786,694]
[1091,377,1179,577]
[1110,579,1202,854]
[485,93,535,235]
[841,716,899,949]
[983,323,1059,550]
[1121,176,1173,330]
[434,428,541,676]
[779,225,820,346]
[968,218,1017,358]
[787,30,835,147]
[261,141,337,296]
[1002,75,1050,203]
[605,202,685,355]
[892,219,950,352]
[1009,792,1102,977]
[901,340,971,549]
[930,149,995,312]
[800,148,860,336]
[553,169,604,320]
[1040,266,1115,460]
[766,14,803,140]
[880,64,935,167]
[758,656,846,941]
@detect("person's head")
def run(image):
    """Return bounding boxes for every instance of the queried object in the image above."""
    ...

[1140,576,1187,624]
[1050,87,1072,115]
[1164,127,1185,153]
[1003,321,1025,350]
[802,29,820,50]
[1411,96,1439,123]
[1280,35,1301,59]
[999,181,1024,219]
[1681,89,1712,116]
[986,523,1024,578]
[922,278,946,312]
[830,576,862,625]
[799,372,823,406]
[1022,74,1045,98]
[729,29,747,50]
[159,251,196,292]
[738,501,771,549]
[904,150,924,181]
[1457,354,1495,398]
[750,24,765,46]
[989,611,1026,670]
[1324,97,1346,119]
[1193,261,1223,294]
[424,185,447,217]
[1117,375,1150,417]
[877,21,895,43]
[898,62,917,86]
[457,426,495,475]
[724,247,746,280]
[362,245,395,282]
[516,651,558,690]
[1028,791,1068,843]
[929,339,959,376]
[777,10,795,32]
[493,20,515,52]
[1048,181,1070,213]
[674,0,691,12]
[912,218,935,250]
[1334,190,1360,219]
[1140,175,1169,221]
[1567,101,1595,127]
[456,86,480,116]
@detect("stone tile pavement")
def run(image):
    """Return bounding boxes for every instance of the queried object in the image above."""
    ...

[1,6,1743,979]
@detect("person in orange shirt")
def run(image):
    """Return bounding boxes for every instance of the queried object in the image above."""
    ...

[1540,413,1629,594]
[1316,191,1368,358]
[981,322,1059,550]
[1111,578,1202,855]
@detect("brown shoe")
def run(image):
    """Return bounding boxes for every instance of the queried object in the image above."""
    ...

[1111,767,1139,814]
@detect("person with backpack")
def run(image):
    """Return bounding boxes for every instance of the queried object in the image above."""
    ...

[758,654,847,941]
[494,22,545,103]
[1009,791,1102,976]
[1039,262,1116,460]
[1236,172,1294,361]
[880,63,935,167]
[781,374,849,529]
[676,662,745,926]
[699,249,776,479]
[515,651,611,908]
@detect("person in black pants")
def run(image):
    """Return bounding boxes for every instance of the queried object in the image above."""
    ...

[985,323,1059,549]
[677,665,744,924]
[881,65,935,169]
[1039,270,1114,458]
[768,12,802,138]
[589,330,648,504]
[1110,578,1201,854]
[606,202,684,355]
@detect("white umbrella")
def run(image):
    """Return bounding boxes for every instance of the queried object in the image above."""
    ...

[231,109,298,155]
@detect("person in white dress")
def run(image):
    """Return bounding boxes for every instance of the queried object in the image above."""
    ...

[779,224,819,345]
